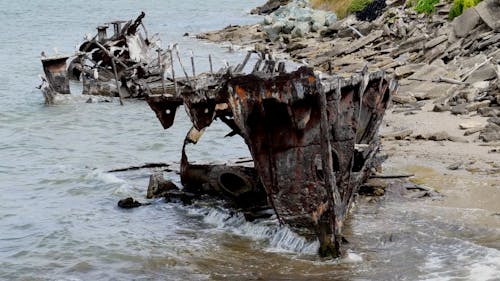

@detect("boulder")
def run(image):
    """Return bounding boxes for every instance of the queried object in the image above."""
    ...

[291,21,311,38]
[459,121,484,130]
[474,0,500,31]
[451,7,481,38]
[466,63,498,83]
[479,123,500,142]
[264,21,286,41]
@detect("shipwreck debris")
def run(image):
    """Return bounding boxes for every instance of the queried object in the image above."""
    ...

[39,12,172,104]
[146,52,396,257]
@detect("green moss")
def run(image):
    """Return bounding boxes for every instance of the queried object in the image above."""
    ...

[449,0,482,19]
[414,0,440,14]
[347,0,373,13]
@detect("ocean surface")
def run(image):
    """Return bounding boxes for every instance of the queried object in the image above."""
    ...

[1,1,499,280]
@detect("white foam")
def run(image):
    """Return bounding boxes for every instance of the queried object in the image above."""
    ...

[200,207,319,255]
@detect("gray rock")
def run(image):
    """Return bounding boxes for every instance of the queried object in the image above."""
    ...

[264,21,286,41]
[433,104,451,112]
[488,117,500,126]
[451,7,481,38]
[311,22,324,32]
[451,104,468,115]
[474,0,500,31]
[459,121,483,130]
[310,10,327,26]
[466,63,498,83]
[325,13,337,26]
[291,21,310,38]
[392,94,417,104]
[447,162,463,170]
[263,15,274,25]
[466,100,491,112]
[479,123,500,142]
[478,107,500,117]
[426,131,451,141]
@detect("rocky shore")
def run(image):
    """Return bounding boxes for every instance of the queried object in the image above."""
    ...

[197,0,500,218]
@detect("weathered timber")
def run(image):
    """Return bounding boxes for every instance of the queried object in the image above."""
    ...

[146,55,396,257]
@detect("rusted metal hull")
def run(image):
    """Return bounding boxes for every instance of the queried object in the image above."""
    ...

[146,59,396,256]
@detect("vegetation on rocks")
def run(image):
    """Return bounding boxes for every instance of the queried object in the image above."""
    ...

[413,0,440,14]
[347,0,373,13]
[449,0,482,19]
[310,0,352,18]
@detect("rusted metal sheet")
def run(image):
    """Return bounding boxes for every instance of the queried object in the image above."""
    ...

[146,55,397,257]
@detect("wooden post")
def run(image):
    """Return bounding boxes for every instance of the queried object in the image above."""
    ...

[157,49,167,96]
[190,50,196,77]
[209,54,213,74]
[110,58,124,106]
[168,49,178,96]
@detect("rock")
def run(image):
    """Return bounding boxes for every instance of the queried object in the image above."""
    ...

[448,135,469,143]
[451,7,481,38]
[413,91,432,101]
[118,197,145,209]
[433,104,451,112]
[424,35,447,49]
[358,178,388,196]
[478,107,500,117]
[447,162,463,170]
[426,131,451,141]
[466,100,491,112]
[251,0,291,15]
[392,94,417,104]
[394,64,424,78]
[291,21,311,38]
[472,81,491,91]
[147,172,179,199]
[466,63,498,83]
[488,117,500,126]
[474,0,500,31]
[464,126,483,136]
[382,129,413,140]
[264,21,285,41]
[263,15,274,25]
[325,13,337,26]
[286,42,307,52]
[310,10,327,26]
[451,104,468,115]
[479,123,500,142]
[459,121,484,130]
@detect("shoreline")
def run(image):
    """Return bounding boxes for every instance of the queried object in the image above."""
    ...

[196,0,500,228]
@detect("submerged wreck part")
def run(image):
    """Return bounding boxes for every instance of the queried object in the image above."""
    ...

[40,56,71,104]
[146,56,396,257]
[180,126,269,210]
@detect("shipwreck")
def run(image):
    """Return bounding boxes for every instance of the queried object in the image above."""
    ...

[39,13,397,257]
[145,52,397,257]
[39,12,171,104]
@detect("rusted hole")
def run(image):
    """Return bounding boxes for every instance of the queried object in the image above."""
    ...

[165,109,171,114]
[218,172,251,197]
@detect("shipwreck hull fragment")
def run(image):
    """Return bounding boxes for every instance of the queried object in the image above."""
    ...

[226,66,395,256]
[145,54,396,257]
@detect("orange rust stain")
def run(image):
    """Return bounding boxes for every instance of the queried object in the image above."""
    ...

[308,76,315,83]
[235,85,247,101]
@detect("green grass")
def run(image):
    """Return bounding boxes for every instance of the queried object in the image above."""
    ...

[449,0,482,19]
[347,0,373,13]
[414,0,440,14]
